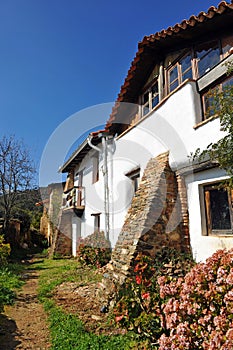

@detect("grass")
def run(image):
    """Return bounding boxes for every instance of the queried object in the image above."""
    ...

[35,258,101,301]
[36,258,142,350]
[0,262,24,311]
[43,300,139,350]
[0,244,47,312]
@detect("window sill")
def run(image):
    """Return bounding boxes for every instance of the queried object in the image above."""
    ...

[206,233,233,237]
[193,114,219,129]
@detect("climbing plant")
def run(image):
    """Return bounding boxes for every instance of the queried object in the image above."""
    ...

[193,61,233,185]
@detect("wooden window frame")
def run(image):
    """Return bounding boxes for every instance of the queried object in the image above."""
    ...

[166,39,228,94]
[203,182,233,236]
[126,168,140,193]
[92,153,99,184]
[141,80,159,117]
[91,213,101,232]
[202,75,233,120]
[194,40,221,78]
[166,52,193,94]
[167,63,179,93]
[137,37,232,123]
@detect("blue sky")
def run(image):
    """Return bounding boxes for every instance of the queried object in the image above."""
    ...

[0,0,223,185]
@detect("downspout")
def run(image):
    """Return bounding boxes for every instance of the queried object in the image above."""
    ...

[159,61,164,100]
[87,136,101,153]
[102,136,110,241]
[87,135,110,241]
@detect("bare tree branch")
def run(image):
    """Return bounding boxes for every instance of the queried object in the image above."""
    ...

[0,135,36,234]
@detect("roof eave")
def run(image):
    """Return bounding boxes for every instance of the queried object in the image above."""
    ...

[59,138,90,173]
[106,1,233,132]
[59,129,110,173]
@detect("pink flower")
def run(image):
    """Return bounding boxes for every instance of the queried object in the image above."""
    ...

[141,292,150,300]
[134,262,148,272]
[135,275,142,285]
[115,315,124,322]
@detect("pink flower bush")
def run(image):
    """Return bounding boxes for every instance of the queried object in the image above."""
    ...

[158,248,233,349]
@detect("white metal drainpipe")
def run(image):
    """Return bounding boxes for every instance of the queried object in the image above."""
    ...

[87,135,110,241]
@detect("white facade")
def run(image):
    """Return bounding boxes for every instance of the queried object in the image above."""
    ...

[68,79,230,260]
[61,4,233,260]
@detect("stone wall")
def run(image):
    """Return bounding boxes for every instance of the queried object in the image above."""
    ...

[40,207,49,239]
[51,210,73,256]
[39,183,67,255]
[6,220,21,246]
[99,152,191,304]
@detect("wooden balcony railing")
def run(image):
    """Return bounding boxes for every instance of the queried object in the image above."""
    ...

[63,186,85,216]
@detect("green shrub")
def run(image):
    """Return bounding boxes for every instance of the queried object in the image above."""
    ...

[77,231,111,268]
[0,234,11,265]
[0,285,15,311]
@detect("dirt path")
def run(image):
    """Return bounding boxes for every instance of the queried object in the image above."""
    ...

[0,260,51,350]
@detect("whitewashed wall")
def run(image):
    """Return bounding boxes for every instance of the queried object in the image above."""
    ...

[70,80,229,259]
[108,81,226,253]
[185,168,233,262]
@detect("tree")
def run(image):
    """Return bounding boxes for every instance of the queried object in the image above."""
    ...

[194,61,233,185]
[0,135,35,237]
[12,188,44,231]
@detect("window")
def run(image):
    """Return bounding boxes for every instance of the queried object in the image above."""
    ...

[126,168,140,193]
[167,53,193,93]
[131,172,140,193]
[151,83,159,109]
[180,54,193,81]
[92,153,99,183]
[202,85,219,118]
[195,41,220,77]
[75,170,83,206]
[142,91,149,116]
[91,213,101,232]
[168,65,179,93]
[76,170,83,187]
[142,80,159,116]
[64,170,74,193]
[203,183,233,235]
[222,75,233,90]
[202,75,233,120]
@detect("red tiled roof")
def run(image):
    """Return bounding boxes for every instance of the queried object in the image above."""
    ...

[139,1,232,46]
[90,129,109,137]
[106,1,233,129]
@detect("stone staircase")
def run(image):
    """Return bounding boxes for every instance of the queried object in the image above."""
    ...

[49,209,73,257]
[98,151,190,305]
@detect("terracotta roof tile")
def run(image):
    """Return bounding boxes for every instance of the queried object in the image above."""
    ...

[140,1,232,46]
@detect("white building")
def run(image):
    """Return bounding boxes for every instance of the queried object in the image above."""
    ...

[59,2,233,262]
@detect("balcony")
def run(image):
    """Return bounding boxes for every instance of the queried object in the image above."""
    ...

[63,186,85,217]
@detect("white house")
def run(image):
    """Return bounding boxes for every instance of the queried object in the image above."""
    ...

[59,1,233,262]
